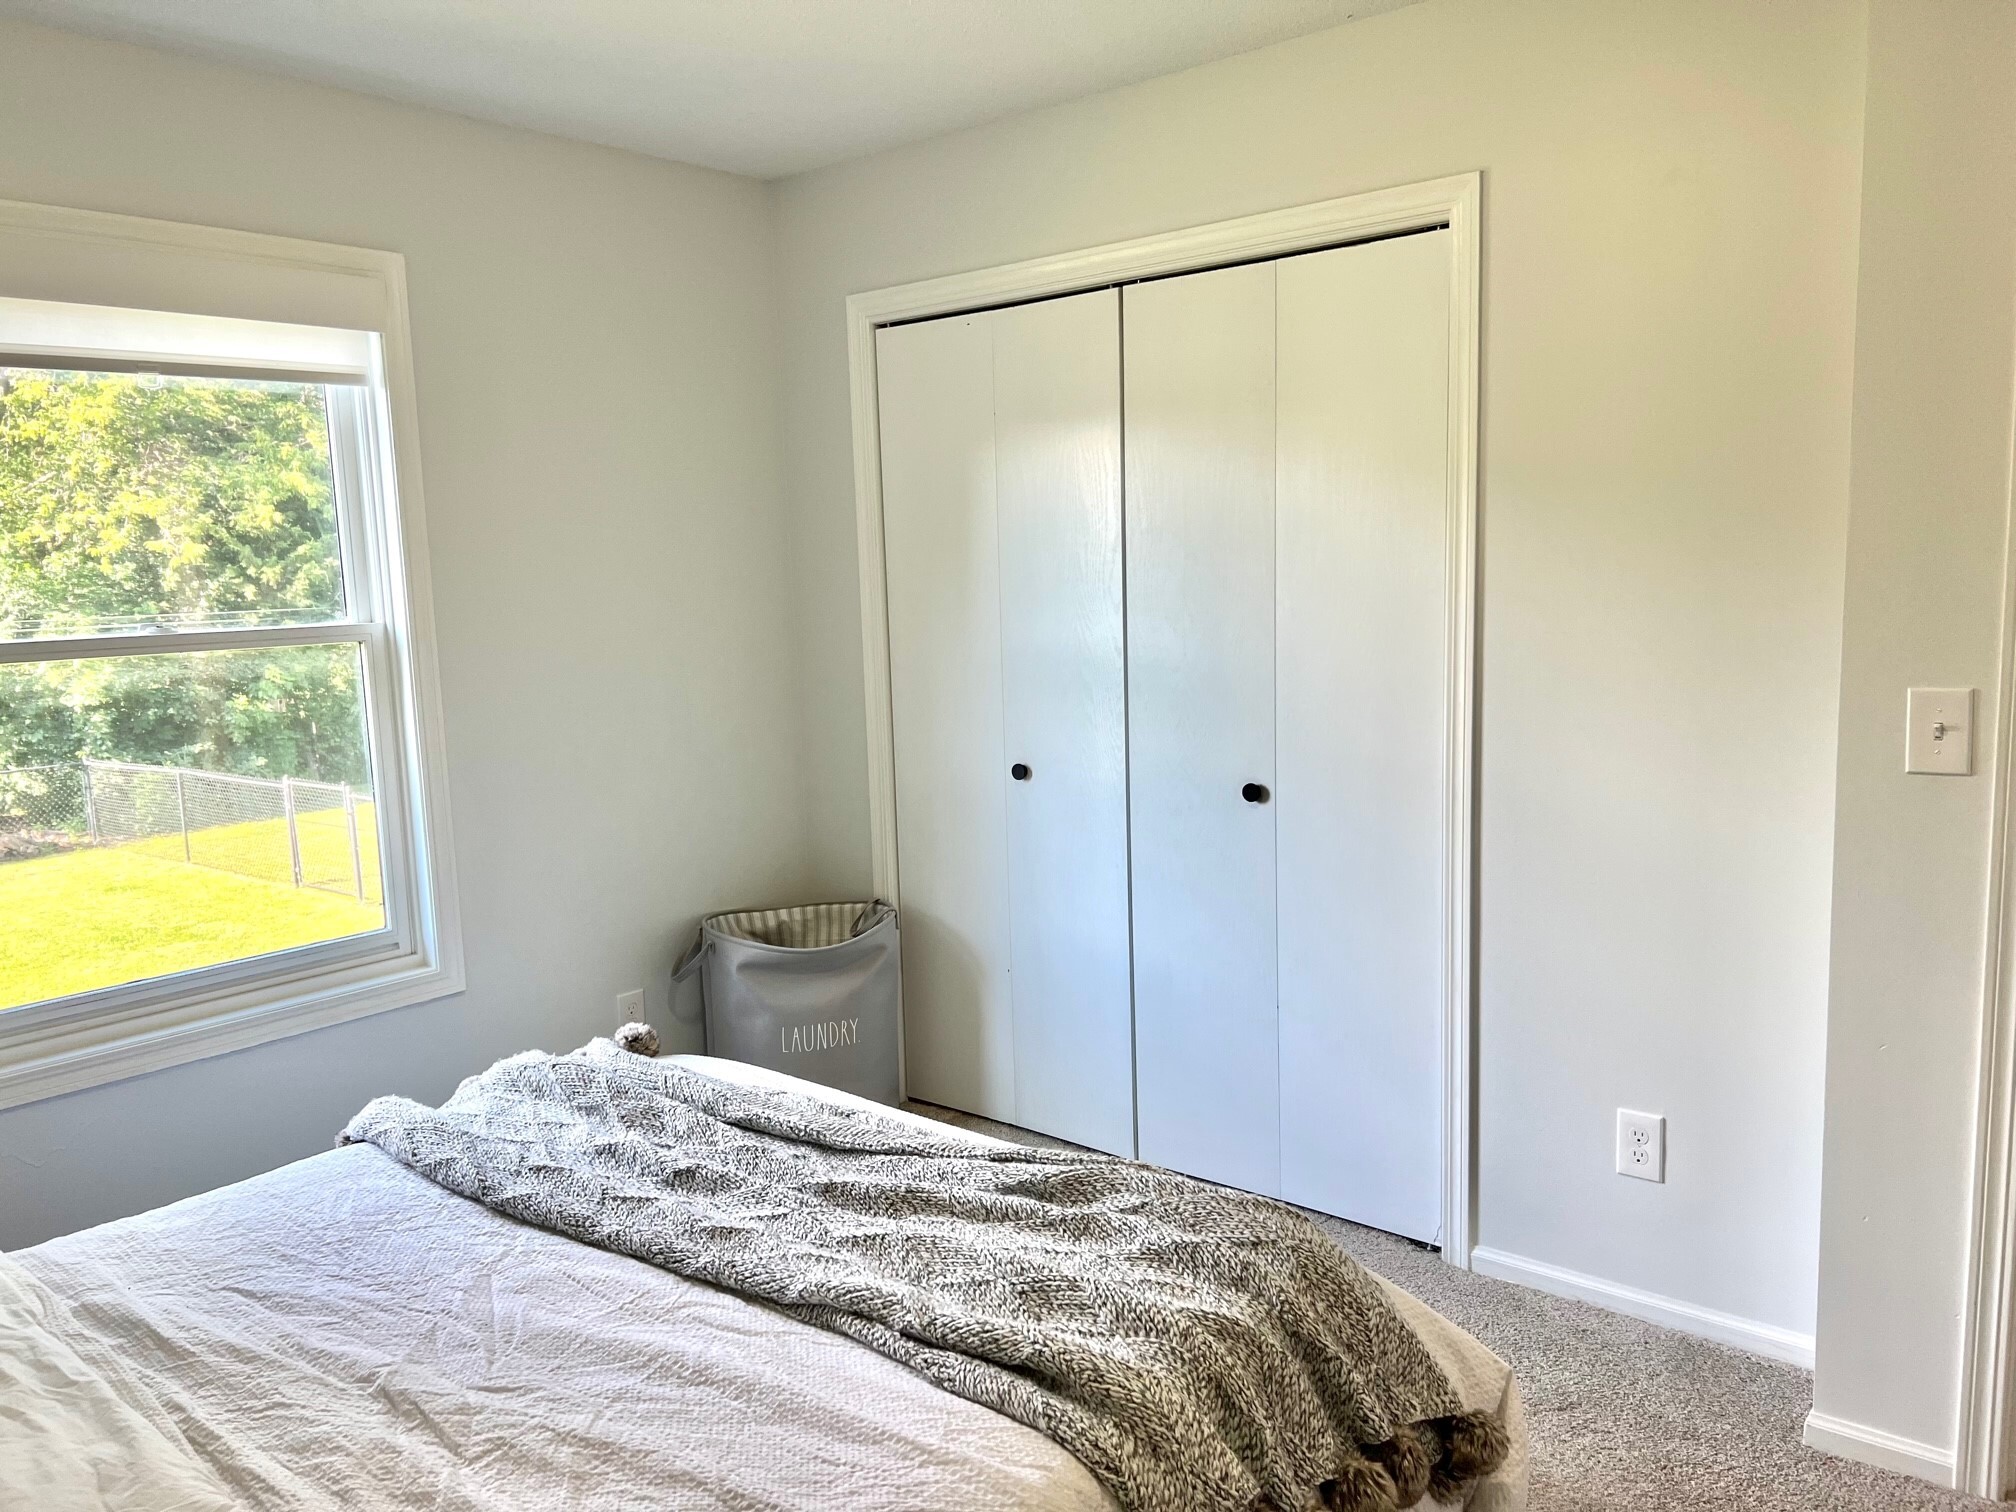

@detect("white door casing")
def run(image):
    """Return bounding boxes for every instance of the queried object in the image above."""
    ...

[851,174,1480,1262]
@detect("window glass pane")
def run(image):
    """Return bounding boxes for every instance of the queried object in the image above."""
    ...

[0,644,385,1011]
[0,368,350,639]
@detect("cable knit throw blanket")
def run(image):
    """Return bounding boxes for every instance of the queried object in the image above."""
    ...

[341,1041,1507,1512]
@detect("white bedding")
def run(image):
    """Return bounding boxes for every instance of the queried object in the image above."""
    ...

[3,1054,1527,1511]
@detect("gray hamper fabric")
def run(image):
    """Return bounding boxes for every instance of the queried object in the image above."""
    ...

[673,901,900,1104]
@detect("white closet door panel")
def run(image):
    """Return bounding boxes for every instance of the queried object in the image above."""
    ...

[1276,231,1451,1241]
[1123,263,1280,1194]
[877,315,1015,1122]
[992,290,1134,1156]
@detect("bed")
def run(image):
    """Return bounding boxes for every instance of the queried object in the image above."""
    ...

[2,1055,1529,1511]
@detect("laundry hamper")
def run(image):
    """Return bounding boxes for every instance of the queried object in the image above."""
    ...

[672,900,900,1104]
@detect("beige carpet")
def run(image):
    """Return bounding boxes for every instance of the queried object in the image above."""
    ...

[908,1101,1993,1512]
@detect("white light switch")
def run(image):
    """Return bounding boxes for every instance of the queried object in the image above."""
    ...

[1906,687,1974,776]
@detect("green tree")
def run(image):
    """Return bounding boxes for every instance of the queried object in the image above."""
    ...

[0,368,341,634]
[0,370,368,785]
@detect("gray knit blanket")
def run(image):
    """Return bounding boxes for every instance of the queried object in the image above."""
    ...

[341,1041,1506,1512]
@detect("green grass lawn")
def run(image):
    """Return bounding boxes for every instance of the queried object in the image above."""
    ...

[0,811,385,1011]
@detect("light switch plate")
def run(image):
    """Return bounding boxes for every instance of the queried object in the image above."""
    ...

[1906,687,1974,775]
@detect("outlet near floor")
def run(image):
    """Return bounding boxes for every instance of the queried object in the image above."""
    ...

[615,988,645,1027]
[1616,1108,1665,1183]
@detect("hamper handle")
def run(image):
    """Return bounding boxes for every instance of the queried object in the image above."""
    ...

[670,929,709,1022]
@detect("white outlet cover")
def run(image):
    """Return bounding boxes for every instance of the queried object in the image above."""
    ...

[1616,1108,1665,1183]
[615,988,645,1025]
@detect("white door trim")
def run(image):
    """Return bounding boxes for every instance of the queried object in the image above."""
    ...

[1955,376,2016,1499]
[845,172,1482,1264]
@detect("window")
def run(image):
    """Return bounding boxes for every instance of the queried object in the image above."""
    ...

[2,369,391,1007]
[0,202,459,1106]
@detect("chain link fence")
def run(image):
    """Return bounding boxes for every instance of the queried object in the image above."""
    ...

[0,759,376,900]
[0,763,88,860]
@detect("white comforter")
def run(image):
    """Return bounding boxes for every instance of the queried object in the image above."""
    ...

[2,1055,1527,1511]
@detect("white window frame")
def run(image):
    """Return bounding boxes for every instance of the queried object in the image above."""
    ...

[0,199,462,1109]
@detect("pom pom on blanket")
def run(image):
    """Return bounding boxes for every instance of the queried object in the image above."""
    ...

[613,1021,659,1057]
[1422,1411,1511,1504]
[1318,1455,1397,1512]
[1365,1424,1433,1507]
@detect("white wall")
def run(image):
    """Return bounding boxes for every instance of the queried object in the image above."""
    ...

[0,20,809,1250]
[6,6,1960,1416]
[774,0,1866,1339]
[1811,0,2016,1469]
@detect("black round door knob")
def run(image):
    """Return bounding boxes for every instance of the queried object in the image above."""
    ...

[1241,782,1270,804]
[1011,763,1032,781]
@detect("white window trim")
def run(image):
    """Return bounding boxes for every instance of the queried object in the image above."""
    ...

[0,198,463,1110]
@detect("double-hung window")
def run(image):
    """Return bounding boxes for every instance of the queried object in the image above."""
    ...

[0,201,460,1106]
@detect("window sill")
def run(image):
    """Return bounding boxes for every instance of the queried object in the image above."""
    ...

[0,942,464,1111]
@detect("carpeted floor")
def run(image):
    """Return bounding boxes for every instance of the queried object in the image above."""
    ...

[908,1101,1993,1512]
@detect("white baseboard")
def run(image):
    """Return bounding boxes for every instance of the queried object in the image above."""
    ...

[1802,1410,1955,1487]
[1468,1246,1816,1367]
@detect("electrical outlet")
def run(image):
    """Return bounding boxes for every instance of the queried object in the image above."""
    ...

[615,988,645,1027]
[1616,1109,1665,1183]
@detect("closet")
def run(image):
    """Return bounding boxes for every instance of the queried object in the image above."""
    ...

[876,229,1452,1241]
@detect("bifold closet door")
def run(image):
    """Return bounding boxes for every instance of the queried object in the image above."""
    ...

[993,291,1134,1156]
[1124,263,1281,1194]
[877,291,1133,1155]
[1276,231,1451,1243]
[877,312,1014,1122]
